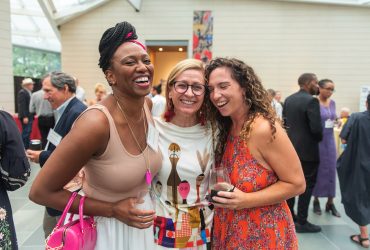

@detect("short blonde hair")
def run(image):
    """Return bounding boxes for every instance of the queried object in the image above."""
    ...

[94,83,107,94]
[164,59,204,122]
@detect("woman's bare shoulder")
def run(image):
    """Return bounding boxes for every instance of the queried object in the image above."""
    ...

[251,116,273,136]
[73,105,110,135]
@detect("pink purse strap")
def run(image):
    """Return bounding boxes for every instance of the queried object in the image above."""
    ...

[79,196,86,233]
[55,192,78,229]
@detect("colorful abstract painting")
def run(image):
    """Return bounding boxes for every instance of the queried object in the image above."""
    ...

[193,11,213,64]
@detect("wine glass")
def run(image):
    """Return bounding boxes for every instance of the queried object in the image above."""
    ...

[208,164,234,202]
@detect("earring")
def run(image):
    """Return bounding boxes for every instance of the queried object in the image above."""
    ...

[164,99,175,122]
[198,110,206,126]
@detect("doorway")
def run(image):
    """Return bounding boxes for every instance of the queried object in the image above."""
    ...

[146,40,188,90]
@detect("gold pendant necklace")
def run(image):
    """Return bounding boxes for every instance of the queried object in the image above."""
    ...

[115,98,152,185]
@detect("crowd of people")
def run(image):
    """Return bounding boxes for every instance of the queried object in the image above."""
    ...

[1,20,369,249]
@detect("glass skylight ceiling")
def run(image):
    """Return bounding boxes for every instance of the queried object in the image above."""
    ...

[10,0,104,52]
[10,0,370,53]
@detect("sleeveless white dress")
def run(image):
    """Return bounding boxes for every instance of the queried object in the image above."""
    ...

[79,104,162,250]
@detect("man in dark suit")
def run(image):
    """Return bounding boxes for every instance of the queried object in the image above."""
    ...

[26,71,86,238]
[283,73,323,233]
[17,78,35,149]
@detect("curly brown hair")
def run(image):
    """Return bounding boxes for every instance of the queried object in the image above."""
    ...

[204,57,276,164]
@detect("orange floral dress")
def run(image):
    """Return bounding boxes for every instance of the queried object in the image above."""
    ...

[212,135,298,250]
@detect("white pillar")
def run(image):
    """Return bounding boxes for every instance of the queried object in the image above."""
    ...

[0,0,14,113]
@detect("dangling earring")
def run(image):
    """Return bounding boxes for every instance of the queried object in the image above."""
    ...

[198,110,206,126]
[164,99,175,122]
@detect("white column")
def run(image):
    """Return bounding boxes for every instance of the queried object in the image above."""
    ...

[0,0,14,113]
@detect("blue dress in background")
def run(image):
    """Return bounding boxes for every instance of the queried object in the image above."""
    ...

[312,100,337,197]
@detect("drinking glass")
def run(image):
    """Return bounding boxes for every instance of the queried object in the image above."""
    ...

[29,139,42,150]
[135,188,156,212]
[208,165,234,202]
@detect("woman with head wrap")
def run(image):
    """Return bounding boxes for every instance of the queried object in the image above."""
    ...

[29,21,162,249]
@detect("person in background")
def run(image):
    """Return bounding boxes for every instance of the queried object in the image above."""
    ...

[312,79,340,217]
[74,77,86,103]
[335,107,351,155]
[29,21,162,249]
[29,88,55,149]
[205,58,305,249]
[153,59,213,249]
[283,73,323,233]
[26,71,87,238]
[88,83,107,106]
[0,110,31,250]
[267,88,283,120]
[17,78,35,149]
[151,83,166,117]
[275,90,284,106]
[339,107,351,129]
[338,93,370,248]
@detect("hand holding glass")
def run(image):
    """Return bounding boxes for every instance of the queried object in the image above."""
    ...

[208,166,234,202]
[135,188,156,212]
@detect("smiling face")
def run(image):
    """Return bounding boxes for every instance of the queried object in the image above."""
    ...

[169,69,205,120]
[105,42,154,98]
[208,67,248,119]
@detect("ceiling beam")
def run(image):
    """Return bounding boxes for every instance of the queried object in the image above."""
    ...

[276,0,370,7]
[37,0,61,41]
[46,0,57,14]
[127,0,142,12]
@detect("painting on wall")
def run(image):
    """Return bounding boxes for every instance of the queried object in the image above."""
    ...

[193,11,213,64]
[359,85,370,111]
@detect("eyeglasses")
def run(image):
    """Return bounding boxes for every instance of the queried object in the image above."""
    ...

[322,87,335,92]
[173,81,206,96]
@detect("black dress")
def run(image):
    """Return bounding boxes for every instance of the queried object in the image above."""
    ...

[337,110,370,226]
[0,110,31,250]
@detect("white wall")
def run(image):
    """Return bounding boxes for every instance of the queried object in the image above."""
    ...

[60,0,370,113]
[0,0,14,112]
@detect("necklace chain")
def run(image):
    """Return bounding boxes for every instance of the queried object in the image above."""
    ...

[115,99,151,176]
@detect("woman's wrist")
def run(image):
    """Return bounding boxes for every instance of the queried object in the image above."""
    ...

[107,202,115,218]
[241,192,251,210]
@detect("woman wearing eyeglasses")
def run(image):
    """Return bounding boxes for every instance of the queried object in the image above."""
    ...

[312,79,341,217]
[152,59,214,249]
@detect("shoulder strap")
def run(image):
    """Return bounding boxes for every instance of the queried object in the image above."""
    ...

[72,104,108,128]
[143,100,154,125]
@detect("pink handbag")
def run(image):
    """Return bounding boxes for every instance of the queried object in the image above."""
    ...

[45,192,97,250]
